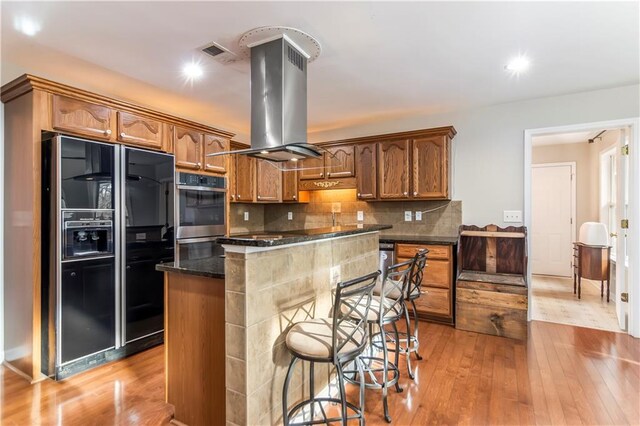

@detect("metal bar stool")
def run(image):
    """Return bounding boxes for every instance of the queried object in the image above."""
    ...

[400,249,428,379]
[342,259,414,423]
[282,271,380,426]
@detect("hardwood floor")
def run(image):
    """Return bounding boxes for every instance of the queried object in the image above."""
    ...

[1,321,638,425]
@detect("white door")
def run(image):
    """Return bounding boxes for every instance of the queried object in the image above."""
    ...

[616,128,630,330]
[531,163,575,277]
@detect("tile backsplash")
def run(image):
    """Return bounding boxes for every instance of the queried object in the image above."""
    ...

[230,189,462,237]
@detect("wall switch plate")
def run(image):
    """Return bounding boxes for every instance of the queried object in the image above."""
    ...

[415,211,423,221]
[404,211,412,222]
[330,265,341,287]
[331,203,341,213]
[287,212,293,220]
[357,211,364,221]
[503,210,522,223]
[243,211,249,221]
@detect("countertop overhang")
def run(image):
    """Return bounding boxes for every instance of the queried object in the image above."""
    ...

[216,225,392,247]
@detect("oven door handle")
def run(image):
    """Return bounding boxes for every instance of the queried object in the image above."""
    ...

[176,236,222,244]
[176,184,226,192]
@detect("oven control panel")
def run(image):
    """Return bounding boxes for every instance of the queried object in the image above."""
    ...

[177,172,226,189]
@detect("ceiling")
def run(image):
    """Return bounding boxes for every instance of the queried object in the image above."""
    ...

[2,1,638,141]
[532,130,605,147]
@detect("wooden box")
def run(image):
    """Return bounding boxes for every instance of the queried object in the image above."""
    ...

[455,225,528,340]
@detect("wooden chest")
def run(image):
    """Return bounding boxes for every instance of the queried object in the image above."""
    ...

[456,272,527,340]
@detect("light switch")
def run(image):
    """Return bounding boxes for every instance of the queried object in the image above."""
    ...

[244,211,249,221]
[404,211,412,222]
[287,212,293,220]
[503,210,522,223]
[357,211,364,221]
[415,211,423,221]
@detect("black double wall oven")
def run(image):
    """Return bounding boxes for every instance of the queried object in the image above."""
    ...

[41,135,174,379]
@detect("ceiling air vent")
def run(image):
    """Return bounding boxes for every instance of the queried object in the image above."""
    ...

[201,42,237,64]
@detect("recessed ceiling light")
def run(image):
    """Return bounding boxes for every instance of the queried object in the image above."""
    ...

[290,158,299,162]
[504,56,530,74]
[14,16,41,36]
[260,150,269,155]
[182,62,203,81]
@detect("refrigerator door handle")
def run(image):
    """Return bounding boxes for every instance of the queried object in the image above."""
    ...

[115,145,125,349]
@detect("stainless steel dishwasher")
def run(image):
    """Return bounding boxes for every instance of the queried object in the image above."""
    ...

[379,242,396,272]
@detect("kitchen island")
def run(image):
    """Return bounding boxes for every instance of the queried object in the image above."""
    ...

[157,225,389,426]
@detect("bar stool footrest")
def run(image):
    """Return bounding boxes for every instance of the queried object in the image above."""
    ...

[342,356,400,389]
[372,330,419,354]
[287,397,363,426]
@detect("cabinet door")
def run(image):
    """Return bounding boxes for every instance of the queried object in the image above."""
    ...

[235,154,255,202]
[117,111,163,150]
[282,165,298,202]
[412,136,449,199]
[299,155,325,180]
[174,126,202,170]
[203,135,229,174]
[52,95,113,140]
[355,143,377,200]
[377,140,410,199]
[326,145,355,178]
[256,159,282,202]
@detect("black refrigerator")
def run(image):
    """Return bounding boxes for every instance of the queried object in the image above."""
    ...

[42,135,174,379]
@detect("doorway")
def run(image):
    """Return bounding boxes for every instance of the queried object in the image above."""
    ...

[525,120,639,336]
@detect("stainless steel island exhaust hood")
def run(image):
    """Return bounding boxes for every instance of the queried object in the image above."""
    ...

[227,29,323,162]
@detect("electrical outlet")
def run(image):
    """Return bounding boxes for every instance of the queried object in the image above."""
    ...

[404,211,412,222]
[503,210,522,223]
[415,211,423,221]
[330,265,341,287]
[243,211,249,221]
[357,211,364,221]
[287,212,293,220]
[331,203,341,213]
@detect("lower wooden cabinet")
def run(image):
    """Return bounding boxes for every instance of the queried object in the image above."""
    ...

[396,243,454,324]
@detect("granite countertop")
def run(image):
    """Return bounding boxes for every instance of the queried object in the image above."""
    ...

[217,224,392,247]
[379,234,458,245]
[156,256,225,279]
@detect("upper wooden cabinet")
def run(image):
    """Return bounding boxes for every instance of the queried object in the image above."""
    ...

[355,143,377,200]
[299,155,325,180]
[377,140,411,199]
[256,160,282,202]
[412,136,449,199]
[326,145,355,178]
[116,111,163,150]
[282,165,299,202]
[203,135,229,174]
[234,154,255,202]
[174,126,202,170]
[52,95,113,140]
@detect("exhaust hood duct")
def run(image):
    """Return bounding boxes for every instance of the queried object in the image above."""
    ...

[239,29,322,162]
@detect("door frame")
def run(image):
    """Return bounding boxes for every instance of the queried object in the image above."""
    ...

[531,162,576,277]
[524,118,640,338]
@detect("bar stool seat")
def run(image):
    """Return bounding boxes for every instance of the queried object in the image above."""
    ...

[286,318,365,360]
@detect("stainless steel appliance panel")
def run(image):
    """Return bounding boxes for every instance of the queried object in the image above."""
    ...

[379,242,396,272]
[176,172,226,239]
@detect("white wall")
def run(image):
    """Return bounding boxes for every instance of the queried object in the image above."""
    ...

[308,84,640,227]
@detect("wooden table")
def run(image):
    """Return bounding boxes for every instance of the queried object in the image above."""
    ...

[573,242,611,301]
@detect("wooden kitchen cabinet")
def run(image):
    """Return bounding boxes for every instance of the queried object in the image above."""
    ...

[256,159,281,202]
[174,126,202,170]
[52,95,113,140]
[396,243,454,324]
[234,154,255,202]
[412,136,449,199]
[378,140,410,199]
[326,145,355,178]
[116,111,163,150]
[299,155,325,180]
[203,135,229,174]
[355,143,377,199]
[282,165,299,202]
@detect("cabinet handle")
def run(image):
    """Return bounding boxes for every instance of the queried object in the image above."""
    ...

[231,195,235,200]
[120,132,126,138]
[104,129,112,136]
[257,195,261,200]
[357,193,361,197]
[70,272,77,277]
[293,195,297,200]
[197,162,202,167]
[414,191,418,196]
[237,195,241,199]
[320,172,324,177]
[403,192,408,196]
